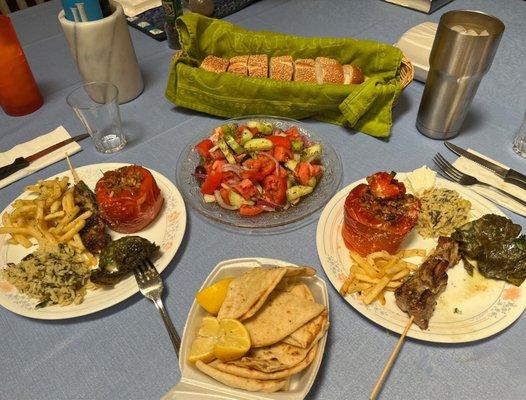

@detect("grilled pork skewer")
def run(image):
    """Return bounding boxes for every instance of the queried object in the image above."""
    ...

[394,237,460,330]
[66,156,111,253]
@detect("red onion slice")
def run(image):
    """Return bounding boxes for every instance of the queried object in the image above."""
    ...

[256,198,283,210]
[214,190,239,210]
[222,164,244,175]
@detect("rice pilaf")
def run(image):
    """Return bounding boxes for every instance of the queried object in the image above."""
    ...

[2,243,91,307]
[416,188,472,238]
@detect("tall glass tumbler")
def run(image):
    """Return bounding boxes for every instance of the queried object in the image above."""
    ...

[513,110,526,158]
[0,15,43,116]
[416,10,505,139]
[67,82,126,154]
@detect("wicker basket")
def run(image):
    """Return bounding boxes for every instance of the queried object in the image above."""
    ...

[400,55,414,90]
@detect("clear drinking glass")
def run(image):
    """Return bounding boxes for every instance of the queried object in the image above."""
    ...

[66,82,126,154]
[513,110,526,158]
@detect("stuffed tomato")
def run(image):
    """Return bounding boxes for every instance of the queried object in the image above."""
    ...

[95,165,164,233]
[342,172,420,255]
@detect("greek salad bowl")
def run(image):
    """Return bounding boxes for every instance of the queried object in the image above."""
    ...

[176,116,343,232]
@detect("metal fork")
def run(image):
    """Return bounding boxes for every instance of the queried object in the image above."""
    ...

[433,153,526,207]
[134,260,181,358]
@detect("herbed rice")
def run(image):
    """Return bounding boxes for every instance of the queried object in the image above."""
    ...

[2,243,91,307]
[416,188,471,238]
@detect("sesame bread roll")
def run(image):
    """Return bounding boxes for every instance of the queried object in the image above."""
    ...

[248,54,269,78]
[343,64,365,84]
[270,56,293,81]
[293,59,316,83]
[315,57,344,84]
[227,55,249,75]
[200,55,230,73]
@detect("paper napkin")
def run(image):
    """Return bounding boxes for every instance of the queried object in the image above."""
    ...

[113,0,161,17]
[453,150,526,217]
[0,126,82,190]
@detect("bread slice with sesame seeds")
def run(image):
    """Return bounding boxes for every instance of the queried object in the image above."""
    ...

[315,57,344,84]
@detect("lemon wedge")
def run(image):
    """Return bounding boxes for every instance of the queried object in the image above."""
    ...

[198,316,220,338]
[214,318,251,362]
[188,336,216,363]
[188,317,251,363]
[195,277,234,315]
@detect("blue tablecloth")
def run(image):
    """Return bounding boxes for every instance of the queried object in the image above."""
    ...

[1,1,525,399]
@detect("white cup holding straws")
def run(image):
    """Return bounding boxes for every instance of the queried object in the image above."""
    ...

[58,2,144,104]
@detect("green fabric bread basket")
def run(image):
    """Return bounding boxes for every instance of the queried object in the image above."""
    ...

[165,13,408,137]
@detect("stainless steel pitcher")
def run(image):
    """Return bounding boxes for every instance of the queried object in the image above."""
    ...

[416,10,505,139]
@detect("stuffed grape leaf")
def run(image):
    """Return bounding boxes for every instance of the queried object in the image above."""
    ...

[452,214,526,286]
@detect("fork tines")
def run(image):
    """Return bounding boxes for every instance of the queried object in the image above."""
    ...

[135,259,159,279]
[433,153,461,183]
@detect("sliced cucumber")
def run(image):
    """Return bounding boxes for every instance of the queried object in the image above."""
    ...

[291,140,304,152]
[306,176,317,188]
[284,159,298,172]
[243,138,273,152]
[217,139,236,164]
[301,144,322,163]
[246,121,273,135]
[286,173,295,188]
[239,129,253,145]
[228,190,254,208]
[258,122,273,135]
[220,123,236,137]
[224,134,244,155]
[286,185,313,202]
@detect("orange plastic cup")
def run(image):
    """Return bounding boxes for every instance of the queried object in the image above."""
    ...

[0,15,43,116]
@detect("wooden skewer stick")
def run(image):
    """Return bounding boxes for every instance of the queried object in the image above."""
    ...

[369,316,414,400]
[65,153,80,184]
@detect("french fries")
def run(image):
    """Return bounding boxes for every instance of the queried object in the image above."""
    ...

[340,249,426,305]
[0,176,92,257]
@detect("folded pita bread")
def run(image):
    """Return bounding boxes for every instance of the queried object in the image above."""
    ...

[276,279,314,296]
[281,282,328,349]
[217,267,287,321]
[243,290,325,347]
[283,266,316,277]
[283,311,327,348]
[227,316,328,373]
[211,344,318,380]
[195,360,287,393]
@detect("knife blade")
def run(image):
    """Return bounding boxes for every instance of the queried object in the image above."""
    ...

[0,133,89,181]
[444,141,526,191]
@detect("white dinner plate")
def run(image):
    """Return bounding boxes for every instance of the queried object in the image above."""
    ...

[164,258,329,400]
[0,163,187,320]
[316,173,526,343]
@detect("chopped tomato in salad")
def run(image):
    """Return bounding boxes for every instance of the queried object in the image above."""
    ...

[192,121,324,217]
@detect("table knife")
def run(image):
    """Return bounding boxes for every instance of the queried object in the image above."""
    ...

[444,141,526,191]
[0,133,89,181]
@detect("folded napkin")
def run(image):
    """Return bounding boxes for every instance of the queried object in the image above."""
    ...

[113,0,161,17]
[0,126,82,190]
[453,150,526,217]
[166,13,404,137]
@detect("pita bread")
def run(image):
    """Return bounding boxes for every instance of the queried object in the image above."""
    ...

[274,281,328,348]
[195,360,287,393]
[211,344,318,380]
[227,317,328,373]
[276,279,314,298]
[283,266,316,277]
[282,311,327,348]
[217,267,287,321]
[243,290,325,347]
[281,282,328,349]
